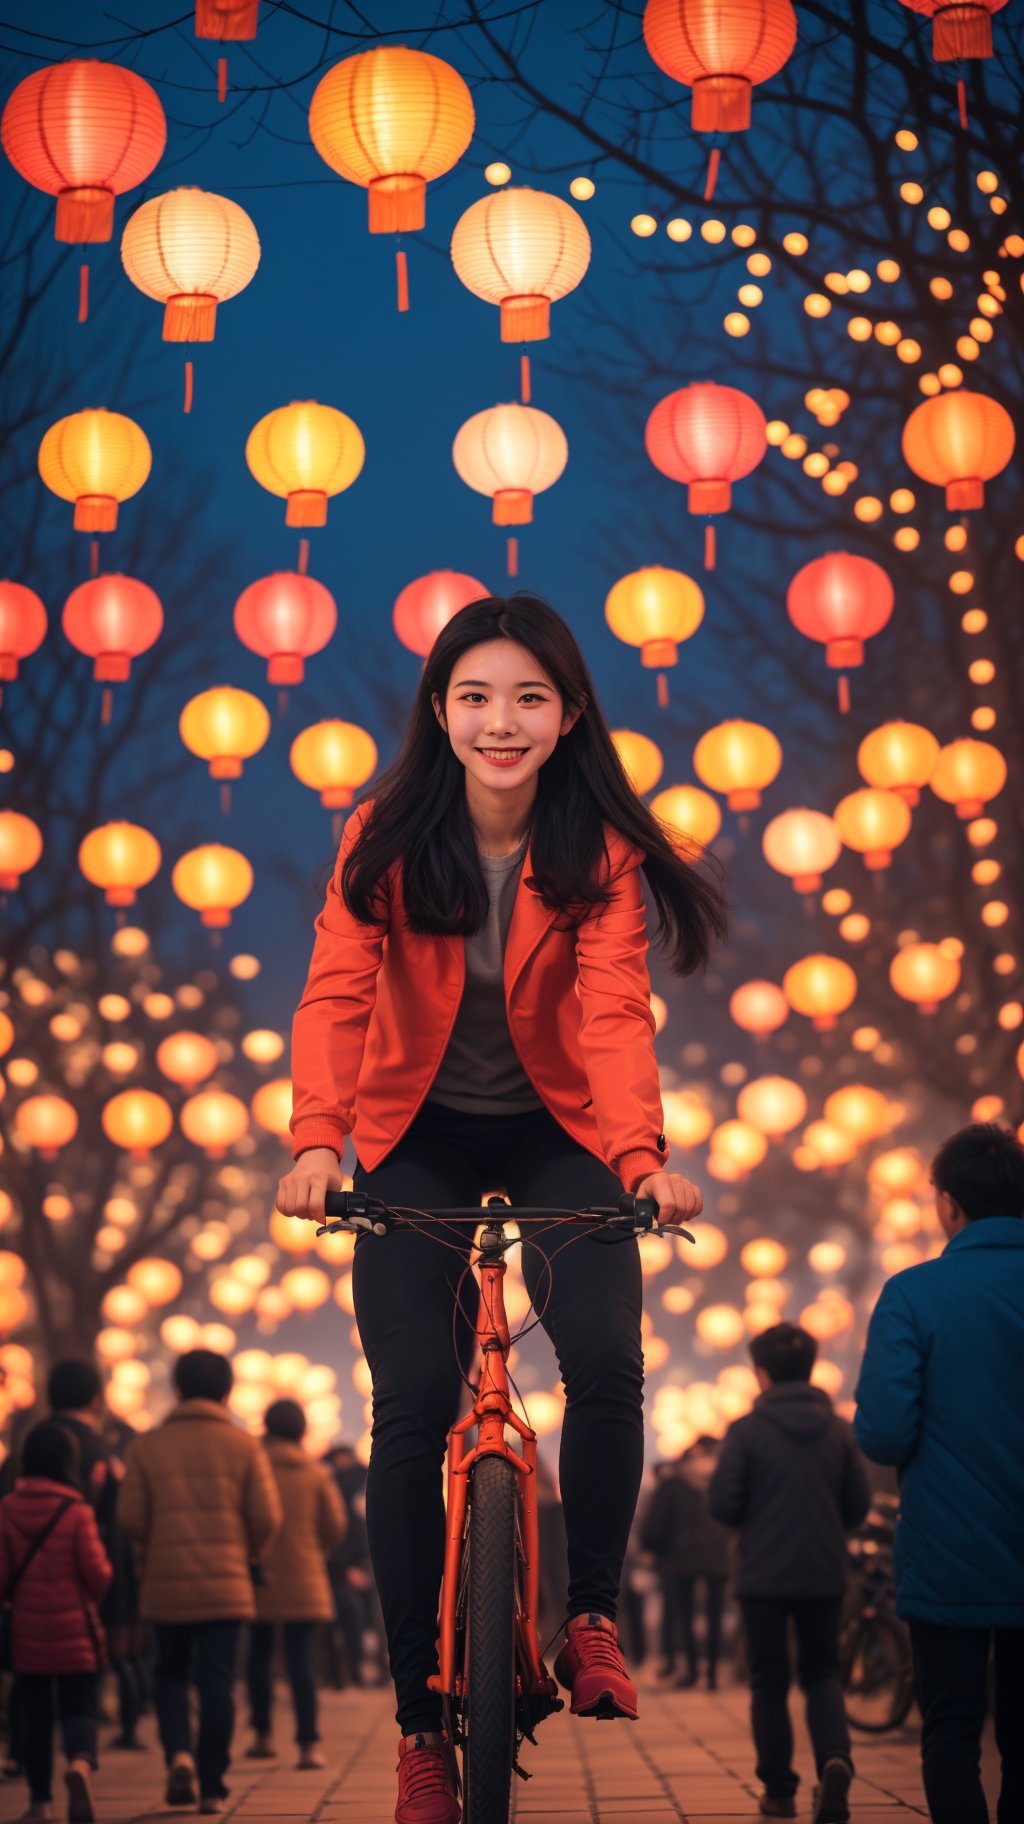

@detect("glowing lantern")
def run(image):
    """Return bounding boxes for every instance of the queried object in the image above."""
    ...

[172,845,253,927]
[1,60,166,242]
[179,687,270,785]
[857,722,939,806]
[834,789,912,870]
[209,1276,256,1317]
[280,1266,331,1312]
[739,1238,788,1277]
[651,785,721,856]
[242,1029,284,1064]
[79,823,161,906]
[786,552,893,711]
[270,1210,319,1256]
[121,187,260,340]
[661,1089,715,1150]
[14,1094,78,1157]
[252,1078,292,1139]
[762,809,841,892]
[453,403,568,524]
[643,0,798,131]
[646,381,766,565]
[0,1012,13,1057]
[890,942,960,1013]
[196,0,258,38]
[233,572,337,685]
[605,567,704,708]
[102,1089,174,1156]
[611,730,663,796]
[245,402,365,527]
[824,1085,889,1143]
[737,1076,807,1140]
[0,811,43,892]
[902,390,1015,510]
[871,1150,924,1195]
[783,955,857,1030]
[156,1032,218,1089]
[309,48,474,233]
[695,1304,746,1349]
[800,1297,853,1341]
[0,1288,28,1335]
[710,1120,768,1176]
[180,1088,249,1156]
[683,1223,729,1269]
[803,1121,858,1167]
[730,980,789,1035]
[0,583,46,686]
[39,412,151,533]
[126,1257,182,1306]
[898,1,1007,60]
[62,574,163,724]
[289,723,378,832]
[694,720,781,811]
[929,738,1006,818]
[450,188,591,341]
[393,571,487,657]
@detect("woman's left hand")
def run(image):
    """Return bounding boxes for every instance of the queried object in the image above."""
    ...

[633,1171,703,1231]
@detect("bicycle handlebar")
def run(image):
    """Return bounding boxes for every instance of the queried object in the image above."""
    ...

[317,1188,692,1243]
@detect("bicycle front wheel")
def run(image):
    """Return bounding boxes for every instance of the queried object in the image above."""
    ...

[842,1613,915,1733]
[463,1454,519,1824]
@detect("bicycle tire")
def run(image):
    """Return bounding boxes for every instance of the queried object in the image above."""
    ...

[463,1454,519,1824]
[842,1612,915,1733]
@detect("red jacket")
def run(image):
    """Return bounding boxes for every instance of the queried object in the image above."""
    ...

[0,1479,112,1674]
[290,801,668,1193]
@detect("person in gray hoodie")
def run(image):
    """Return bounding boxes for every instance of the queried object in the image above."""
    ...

[709,1322,871,1824]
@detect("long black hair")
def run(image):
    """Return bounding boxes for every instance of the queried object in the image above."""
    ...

[343,594,727,975]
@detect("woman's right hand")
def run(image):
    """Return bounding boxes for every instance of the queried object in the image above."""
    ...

[275,1147,344,1221]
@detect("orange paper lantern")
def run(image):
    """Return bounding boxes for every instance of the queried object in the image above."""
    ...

[179,687,270,780]
[783,955,857,1030]
[762,809,841,892]
[0,811,43,892]
[929,737,1006,818]
[737,1076,807,1139]
[898,0,1007,60]
[0,583,46,684]
[62,575,162,682]
[79,822,161,906]
[694,719,781,811]
[1,60,165,242]
[890,942,961,1014]
[14,1093,78,1158]
[605,566,704,681]
[824,1085,890,1143]
[246,402,364,528]
[612,730,664,796]
[643,0,798,131]
[452,403,567,525]
[126,1256,182,1304]
[902,390,1015,510]
[180,1088,249,1156]
[39,411,151,533]
[450,187,591,341]
[392,571,487,657]
[156,1032,219,1089]
[289,721,378,811]
[172,844,253,927]
[121,187,260,341]
[196,0,258,38]
[233,571,337,685]
[650,784,722,856]
[730,980,789,1034]
[857,722,940,807]
[102,1090,174,1156]
[834,789,912,870]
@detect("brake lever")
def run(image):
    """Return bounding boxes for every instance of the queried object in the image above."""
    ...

[316,1213,392,1238]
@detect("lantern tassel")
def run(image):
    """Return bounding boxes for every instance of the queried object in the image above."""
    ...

[704,146,721,203]
[277,689,289,719]
[507,536,518,578]
[297,537,310,576]
[520,354,531,404]
[957,77,968,131]
[184,360,194,415]
[218,56,228,103]
[332,811,343,847]
[115,908,126,930]
[78,264,89,324]
[838,674,850,715]
[101,687,113,726]
[657,671,669,710]
[220,782,232,816]
[396,249,409,313]
[89,539,100,579]
[704,523,716,570]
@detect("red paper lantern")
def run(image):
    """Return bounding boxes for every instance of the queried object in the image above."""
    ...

[898,0,1007,60]
[62,576,163,684]
[233,571,337,685]
[1,60,166,243]
[0,583,47,683]
[195,0,258,38]
[646,381,767,555]
[393,571,488,657]
[787,552,894,710]
[643,0,798,131]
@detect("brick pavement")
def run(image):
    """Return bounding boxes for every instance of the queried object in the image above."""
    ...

[0,1671,1002,1823]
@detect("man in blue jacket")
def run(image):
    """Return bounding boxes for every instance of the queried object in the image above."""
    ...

[854,1121,1024,1824]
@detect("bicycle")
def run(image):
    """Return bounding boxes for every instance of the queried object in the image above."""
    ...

[839,1498,915,1734]
[318,1187,681,1824]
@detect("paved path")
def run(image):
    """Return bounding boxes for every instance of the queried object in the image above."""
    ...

[2,1673,1001,1823]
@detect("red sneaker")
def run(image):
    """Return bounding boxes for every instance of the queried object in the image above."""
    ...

[553,1613,639,1720]
[395,1735,461,1824]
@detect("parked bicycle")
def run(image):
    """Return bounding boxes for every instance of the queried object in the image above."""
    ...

[319,1187,680,1824]
[839,1496,915,1734]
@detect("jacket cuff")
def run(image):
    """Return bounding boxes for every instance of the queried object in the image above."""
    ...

[291,1115,346,1162]
[617,1148,666,1194]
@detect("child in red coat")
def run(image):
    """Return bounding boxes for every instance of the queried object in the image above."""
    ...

[0,1421,112,1823]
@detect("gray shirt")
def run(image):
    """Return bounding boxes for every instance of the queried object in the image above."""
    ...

[429,830,545,1116]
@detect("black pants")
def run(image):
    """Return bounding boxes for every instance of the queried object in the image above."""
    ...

[352,1098,645,1734]
[154,1621,240,1799]
[247,1622,318,1745]
[741,1597,852,1800]
[15,1673,97,1803]
[911,1620,1024,1824]
[670,1574,727,1677]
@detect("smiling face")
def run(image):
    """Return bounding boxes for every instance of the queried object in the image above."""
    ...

[432,638,582,796]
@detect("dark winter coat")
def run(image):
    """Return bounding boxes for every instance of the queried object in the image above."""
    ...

[640,1473,731,1578]
[709,1383,871,1599]
[0,1479,112,1674]
[854,1215,1024,1628]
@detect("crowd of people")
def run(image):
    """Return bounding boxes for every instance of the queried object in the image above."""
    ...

[0,1121,1020,1824]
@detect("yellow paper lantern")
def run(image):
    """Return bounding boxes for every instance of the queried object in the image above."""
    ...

[280,1265,331,1311]
[179,686,270,783]
[0,811,43,892]
[121,187,261,339]
[172,844,253,927]
[802,1121,858,1167]
[857,721,940,806]
[270,1209,319,1255]
[929,738,1006,818]
[309,47,474,233]
[783,955,857,1030]
[100,1285,147,1326]
[762,809,841,892]
[126,1256,183,1306]
[209,1276,256,1316]
[180,1088,249,1156]
[242,1029,285,1064]
[730,979,789,1035]
[252,1078,292,1139]
[452,402,567,525]
[694,720,782,811]
[739,1238,788,1277]
[871,1149,925,1195]
[102,1089,174,1156]
[14,1093,78,1157]
[451,187,590,340]
[156,1032,219,1089]
[890,942,961,1013]
[650,784,721,856]
[737,1076,807,1139]
[246,401,365,527]
[824,1084,889,1143]
[606,565,704,676]
[834,788,912,870]
[79,822,161,906]
[683,1222,728,1269]
[290,721,378,811]
[661,1089,715,1150]
[695,1304,745,1349]
[611,730,663,796]
[710,1120,768,1176]
[38,409,150,532]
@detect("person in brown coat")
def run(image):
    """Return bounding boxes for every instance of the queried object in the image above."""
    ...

[245,1400,347,1767]
[117,1350,281,1816]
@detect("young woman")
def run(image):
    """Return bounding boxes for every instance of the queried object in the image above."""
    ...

[277,593,726,1824]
